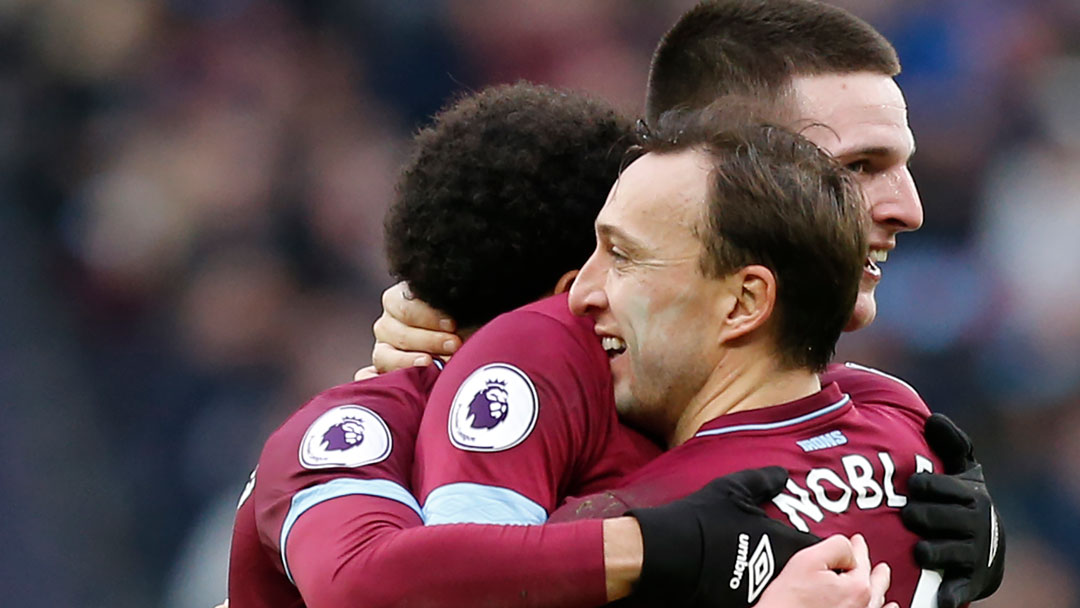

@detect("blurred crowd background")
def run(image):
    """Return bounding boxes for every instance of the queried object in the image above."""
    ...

[1,0,1078,606]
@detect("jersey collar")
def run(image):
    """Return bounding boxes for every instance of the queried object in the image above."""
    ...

[693,383,849,439]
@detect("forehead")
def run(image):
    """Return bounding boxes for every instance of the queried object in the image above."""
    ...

[598,149,710,239]
[789,72,915,159]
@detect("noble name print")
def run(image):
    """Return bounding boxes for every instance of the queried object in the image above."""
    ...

[448,362,539,452]
[299,405,392,469]
[771,452,935,532]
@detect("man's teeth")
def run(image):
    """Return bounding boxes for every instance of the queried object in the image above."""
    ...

[602,336,627,355]
[865,249,888,275]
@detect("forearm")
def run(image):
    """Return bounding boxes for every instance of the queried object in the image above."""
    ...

[288,496,614,608]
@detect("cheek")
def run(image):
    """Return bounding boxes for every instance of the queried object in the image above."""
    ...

[610,275,654,330]
[846,284,878,331]
[633,291,705,360]
[618,290,667,377]
[858,174,887,205]
[625,292,654,332]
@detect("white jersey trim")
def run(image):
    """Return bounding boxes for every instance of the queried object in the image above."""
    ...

[843,361,921,398]
[280,478,422,584]
[423,482,547,526]
[694,394,851,438]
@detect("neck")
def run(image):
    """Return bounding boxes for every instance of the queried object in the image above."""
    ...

[668,349,821,447]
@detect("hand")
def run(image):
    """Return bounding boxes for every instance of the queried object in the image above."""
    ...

[629,466,821,607]
[901,413,1005,608]
[353,365,378,381]
[371,282,461,373]
[758,534,899,608]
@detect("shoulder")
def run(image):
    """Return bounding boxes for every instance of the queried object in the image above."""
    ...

[271,367,437,447]
[475,294,599,353]
[445,294,606,381]
[424,296,610,454]
[823,361,930,419]
[260,367,438,483]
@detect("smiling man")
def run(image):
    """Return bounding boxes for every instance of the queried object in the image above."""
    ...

[372,1,1001,606]
[545,116,939,607]
[375,2,923,366]
[230,82,894,608]
[642,0,922,335]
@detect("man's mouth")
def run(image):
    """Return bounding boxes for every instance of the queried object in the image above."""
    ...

[864,248,888,279]
[602,336,627,358]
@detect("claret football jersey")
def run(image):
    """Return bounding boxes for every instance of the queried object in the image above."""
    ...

[414,293,662,525]
[551,362,943,608]
[228,363,441,607]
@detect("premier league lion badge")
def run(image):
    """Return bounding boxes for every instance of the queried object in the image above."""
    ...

[448,363,538,452]
[299,405,392,469]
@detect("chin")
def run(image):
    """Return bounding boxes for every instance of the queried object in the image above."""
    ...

[844,291,877,332]
[613,383,635,417]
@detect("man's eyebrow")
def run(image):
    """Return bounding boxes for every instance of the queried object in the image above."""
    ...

[596,223,646,253]
[839,144,917,161]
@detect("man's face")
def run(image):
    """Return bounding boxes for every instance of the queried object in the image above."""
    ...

[790,72,922,330]
[568,149,729,435]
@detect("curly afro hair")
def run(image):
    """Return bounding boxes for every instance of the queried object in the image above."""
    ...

[385,81,634,329]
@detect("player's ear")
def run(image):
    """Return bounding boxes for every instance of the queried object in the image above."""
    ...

[553,269,579,295]
[719,264,776,343]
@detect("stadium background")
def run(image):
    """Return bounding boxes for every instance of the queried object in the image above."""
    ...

[1,0,1077,606]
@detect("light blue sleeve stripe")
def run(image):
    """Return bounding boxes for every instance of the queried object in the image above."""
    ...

[422,482,548,526]
[279,478,422,584]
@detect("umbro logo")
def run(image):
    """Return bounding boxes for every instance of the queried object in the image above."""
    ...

[729,533,775,603]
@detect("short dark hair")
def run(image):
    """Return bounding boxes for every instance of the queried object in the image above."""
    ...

[642,112,868,371]
[646,0,900,124]
[385,82,634,329]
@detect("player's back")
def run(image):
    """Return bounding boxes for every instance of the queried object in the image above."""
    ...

[228,364,441,607]
[552,362,941,607]
[415,293,660,524]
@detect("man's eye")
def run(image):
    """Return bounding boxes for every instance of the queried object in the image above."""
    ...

[846,159,872,174]
[609,246,629,263]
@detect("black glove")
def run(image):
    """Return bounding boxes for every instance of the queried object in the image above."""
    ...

[629,466,820,607]
[902,413,1005,608]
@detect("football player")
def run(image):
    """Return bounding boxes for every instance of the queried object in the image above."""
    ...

[373,2,1003,607]
[548,116,942,607]
[229,82,889,608]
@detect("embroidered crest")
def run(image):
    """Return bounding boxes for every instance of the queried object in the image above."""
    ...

[299,405,392,469]
[448,363,538,452]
